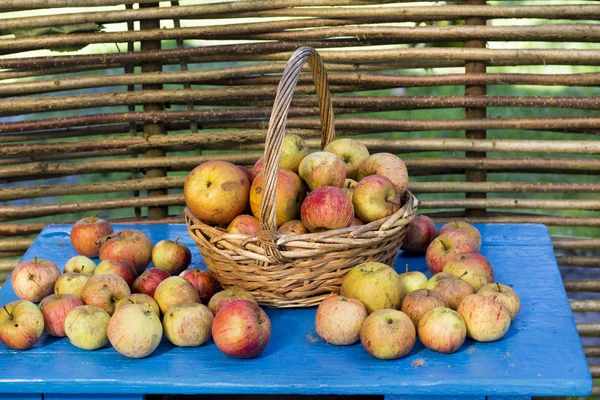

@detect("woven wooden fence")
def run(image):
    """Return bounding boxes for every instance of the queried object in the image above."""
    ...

[1,0,599,388]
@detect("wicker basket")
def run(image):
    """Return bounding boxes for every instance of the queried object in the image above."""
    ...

[185,46,418,308]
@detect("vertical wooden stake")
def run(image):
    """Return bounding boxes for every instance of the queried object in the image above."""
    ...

[140,2,168,219]
[464,0,487,218]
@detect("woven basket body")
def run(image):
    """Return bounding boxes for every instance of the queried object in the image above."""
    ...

[186,46,418,308]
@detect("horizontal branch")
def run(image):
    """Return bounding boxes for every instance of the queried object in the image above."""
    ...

[584,346,600,357]
[571,300,600,313]
[565,280,600,292]
[419,198,600,211]
[557,256,600,268]
[410,181,600,194]
[0,238,34,251]
[578,323,600,337]
[0,259,19,273]
[426,212,600,227]
[553,237,600,250]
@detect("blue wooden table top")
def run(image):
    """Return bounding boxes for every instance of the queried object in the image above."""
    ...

[0,224,591,397]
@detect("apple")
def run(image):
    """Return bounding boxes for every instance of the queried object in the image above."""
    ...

[107,303,163,358]
[132,267,170,298]
[0,300,44,350]
[425,231,479,274]
[443,252,494,292]
[212,300,271,358]
[97,229,153,274]
[250,156,265,182]
[153,276,201,314]
[418,307,466,354]
[425,272,474,310]
[438,220,482,252]
[360,309,415,360]
[352,175,401,223]
[357,153,409,196]
[315,295,368,346]
[477,282,520,320]
[324,138,370,181]
[94,259,138,288]
[80,274,131,315]
[401,215,437,252]
[179,269,218,305]
[163,303,214,347]
[115,293,160,317]
[400,289,448,328]
[54,273,92,299]
[457,294,511,342]
[342,179,358,201]
[208,287,257,315]
[64,305,110,350]
[236,165,253,183]
[227,214,259,235]
[398,264,428,297]
[340,262,402,314]
[250,168,305,226]
[298,151,346,190]
[280,134,310,173]
[301,186,354,232]
[11,257,61,303]
[64,256,97,274]
[70,215,113,257]
[350,217,364,227]
[277,219,308,235]
[184,160,250,226]
[39,293,83,337]
[151,237,192,275]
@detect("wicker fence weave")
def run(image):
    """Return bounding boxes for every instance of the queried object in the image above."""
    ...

[0,0,599,381]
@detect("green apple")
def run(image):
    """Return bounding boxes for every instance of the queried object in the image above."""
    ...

[324,138,370,180]
[64,256,97,274]
[340,262,402,314]
[64,305,110,350]
[107,303,163,358]
[398,264,428,298]
[280,134,310,173]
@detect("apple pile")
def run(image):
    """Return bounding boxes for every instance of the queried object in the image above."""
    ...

[184,135,410,236]
[0,216,270,359]
[315,221,521,359]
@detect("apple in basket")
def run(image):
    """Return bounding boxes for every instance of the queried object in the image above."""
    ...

[401,215,437,252]
[163,303,214,347]
[70,215,114,258]
[301,186,354,233]
[280,134,310,173]
[438,220,482,252]
[352,175,401,223]
[227,215,260,235]
[80,274,131,315]
[132,267,170,298]
[63,255,97,274]
[298,151,346,190]
[400,289,448,328]
[277,220,308,235]
[360,309,415,360]
[184,160,251,226]
[315,295,368,346]
[250,156,265,182]
[250,169,306,226]
[39,292,83,337]
[151,237,192,276]
[443,252,495,292]
[426,272,474,310]
[97,229,153,274]
[323,138,370,181]
[11,257,61,303]
[457,294,511,342]
[357,153,409,196]
[208,287,257,315]
[425,231,479,274]
[0,300,44,350]
[342,179,358,201]
[54,273,92,299]
[108,304,163,359]
[179,269,218,305]
[94,259,138,288]
[153,276,200,314]
[64,305,111,351]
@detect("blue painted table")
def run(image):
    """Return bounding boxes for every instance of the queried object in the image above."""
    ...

[0,224,591,400]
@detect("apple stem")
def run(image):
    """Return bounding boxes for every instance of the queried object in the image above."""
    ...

[34,256,39,264]
[174,236,179,244]
[460,271,468,279]
[405,264,409,274]
[454,219,459,228]
[2,305,12,320]
[56,288,61,299]
[91,214,98,223]
[496,282,502,293]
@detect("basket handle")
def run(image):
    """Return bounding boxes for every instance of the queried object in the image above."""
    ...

[258,46,336,259]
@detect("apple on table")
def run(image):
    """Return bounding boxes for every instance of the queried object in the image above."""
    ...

[11,257,61,303]
[208,287,257,315]
[163,303,214,347]
[360,309,415,360]
[400,288,448,328]
[426,272,474,310]
[80,274,131,315]
[418,307,467,354]
[64,255,97,274]
[64,305,111,351]
[179,269,217,305]
[97,229,153,274]
[340,262,402,314]
[54,273,92,299]
[401,214,437,252]
[425,230,479,274]
[94,259,138,288]
[315,295,367,346]
[39,293,83,337]
[152,237,192,275]
[153,276,201,314]
[0,300,44,350]
[108,303,163,359]
[70,215,113,258]
[132,267,170,298]
[115,293,160,316]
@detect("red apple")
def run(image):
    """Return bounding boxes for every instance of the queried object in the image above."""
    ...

[301,186,354,233]
[97,229,153,274]
[39,293,83,337]
[184,160,250,226]
[237,165,253,183]
[132,267,170,298]
[250,168,305,226]
[315,295,368,345]
[401,215,437,252]
[457,294,511,342]
[418,307,466,354]
[227,214,259,235]
[357,153,409,195]
[298,151,346,190]
[324,138,370,181]
[250,156,264,182]
[438,220,482,252]
[80,274,131,315]
[443,252,494,292]
[212,299,271,358]
[277,219,308,235]
[94,259,138,288]
[477,282,520,320]
[11,257,61,303]
[360,309,415,360]
[153,276,201,314]
[70,215,113,257]
[426,272,474,310]
[208,287,257,315]
[151,237,192,275]
[400,289,448,328]
[425,231,479,274]
[352,175,401,223]
[0,300,44,350]
[350,217,364,227]
[179,269,218,304]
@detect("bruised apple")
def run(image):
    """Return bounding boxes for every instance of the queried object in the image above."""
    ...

[457,294,511,342]
[277,220,308,235]
[315,295,368,345]
[360,309,415,360]
[280,134,310,173]
[107,304,163,359]
[0,300,44,350]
